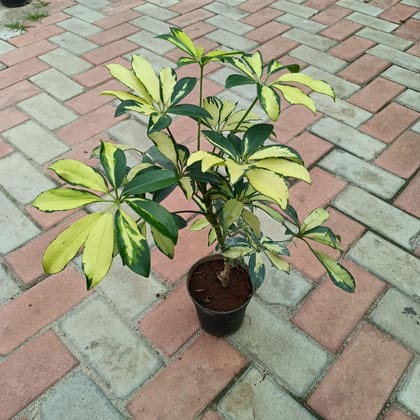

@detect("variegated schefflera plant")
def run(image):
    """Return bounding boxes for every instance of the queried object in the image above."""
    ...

[33,28,355,293]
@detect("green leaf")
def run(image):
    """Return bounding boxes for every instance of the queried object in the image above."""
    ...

[171,77,196,105]
[187,151,224,172]
[274,84,316,113]
[123,168,177,196]
[159,67,177,105]
[242,123,273,156]
[82,212,114,289]
[311,249,355,293]
[253,158,311,183]
[222,245,253,259]
[208,228,217,246]
[115,208,150,277]
[265,250,290,273]
[100,141,126,189]
[202,130,238,159]
[151,226,175,258]
[131,55,160,103]
[148,114,172,134]
[247,168,289,209]
[248,145,303,164]
[276,73,335,99]
[43,213,102,274]
[190,217,209,231]
[248,252,265,290]
[258,85,280,121]
[303,226,342,250]
[253,203,284,224]
[225,74,254,89]
[223,198,244,228]
[301,208,330,233]
[128,198,178,243]
[158,28,198,58]
[225,159,248,184]
[169,104,210,118]
[33,188,103,212]
[242,208,261,237]
[243,51,263,79]
[49,159,108,193]
[267,60,300,77]
[149,131,178,165]
[105,63,152,103]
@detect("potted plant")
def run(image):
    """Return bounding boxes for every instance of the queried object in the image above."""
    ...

[0,0,31,8]
[33,28,355,336]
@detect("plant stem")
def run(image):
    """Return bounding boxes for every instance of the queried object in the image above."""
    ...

[218,259,231,288]
[232,97,258,134]
[197,64,205,150]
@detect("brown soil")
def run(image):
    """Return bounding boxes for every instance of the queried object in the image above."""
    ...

[188,257,252,311]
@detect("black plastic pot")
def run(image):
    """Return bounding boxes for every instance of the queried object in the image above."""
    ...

[1,0,31,7]
[187,255,252,336]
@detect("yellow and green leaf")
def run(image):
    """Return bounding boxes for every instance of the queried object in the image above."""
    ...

[131,55,160,103]
[159,67,177,105]
[225,159,248,184]
[301,208,330,233]
[276,73,335,99]
[265,250,290,272]
[149,131,178,165]
[247,168,289,209]
[223,198,244,228]
[100,141,126,189]
[311,249,355,293]
[273,84,316,113]
[105,63,152,103]
[258,85,280,121]
[190,217,209,231]
[43,213,102,274]
[33,188,103,212]
[253,158,311,183]
[82,212,114,289]
[49,159,108,193]
[115,208,150,277]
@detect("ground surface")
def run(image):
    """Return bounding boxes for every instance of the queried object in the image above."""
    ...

[0,0,419,419]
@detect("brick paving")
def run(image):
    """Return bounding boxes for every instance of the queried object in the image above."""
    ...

[0,0,418,419]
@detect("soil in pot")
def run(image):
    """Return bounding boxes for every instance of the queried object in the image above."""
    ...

[189,257,252,311]
[188,256,253,336]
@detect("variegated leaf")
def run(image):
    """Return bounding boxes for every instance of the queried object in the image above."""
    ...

[253,158,311,183]
[301,208,330,233]
[223,198,244,228]
[159,67,177,105]
[33,188,103,212]
[149,131,178,165]
[190,217,209,231]
[131,55,160,103]
[276,73,335,99]
[82,212,114,289]
[258,85,280,121]
[49,159,108,193]
[248,252,265,290]
[265,250,290,273]
[247,168,289,209]
[100,141,126,189]
[43,213,102,274]
[273,84,316,113]
[248,145,303,164]
[115,208,150,277]
[225,159,248,184]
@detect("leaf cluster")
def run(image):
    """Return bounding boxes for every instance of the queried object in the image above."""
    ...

[33,28,354,293]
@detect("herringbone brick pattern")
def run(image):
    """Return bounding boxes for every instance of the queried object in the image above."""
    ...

[0,1,419,419]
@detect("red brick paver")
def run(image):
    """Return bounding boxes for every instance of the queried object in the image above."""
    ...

[308,323,413,420]
[0,267,89,355]
[127,333,247,419]
[0,330,78,420]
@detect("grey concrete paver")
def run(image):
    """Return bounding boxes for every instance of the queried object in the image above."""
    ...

[18,93,78,130]
[334,186,420,251]
[396,89,420,113]
[382,65,420,91]
[369,288,420,353]
[277,14,326,33]
[0,153,56,204]
[319,149,405,199]
[0,265,19,305]
[218,366,316,420]
[290,45,346,73]
[310,117,386,159]
[369,44,420,73]
[39,372,125,420]
[0,190,40,255]
[231,299,331,396]
[40,48,93,76]
[398,360,420,418]
[272,1,317,18]
[347,12,399,32]
[49,32,98,55]
[30,68,84,101]
[64,4,106,23]
[283,28,336,51]
[60,296,162,398]
[57,17,102,37]
[349,232,420,299]
[3,120,69,164]
[356,27,413,51]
